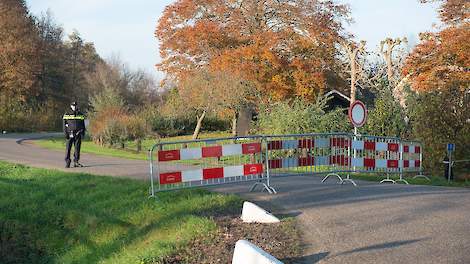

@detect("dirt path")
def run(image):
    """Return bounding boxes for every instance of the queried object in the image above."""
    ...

[1,133,470,263]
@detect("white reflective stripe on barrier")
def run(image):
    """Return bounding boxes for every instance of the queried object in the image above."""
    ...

[315,138,330,148]
[376,159,387,168]
[283,140,298,149]
[182,169,203,182]
[315,156,329,166]
[224,165,244,178]
[409,145,415,153]
[410,160,415,168]
[352,140,364,150]
[222,144,243,156]
[283,157,298,167]
[352,157,364,167]
[180,148,202,160]
[376,142,388,151]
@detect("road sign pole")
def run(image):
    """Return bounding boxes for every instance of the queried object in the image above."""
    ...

[448,151,452,183]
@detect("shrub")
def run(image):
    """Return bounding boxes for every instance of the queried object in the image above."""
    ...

[255,97,350,135]
[407,87,470,174]
[364,88,409,138]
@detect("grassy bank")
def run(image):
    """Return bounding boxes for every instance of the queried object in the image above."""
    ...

[0,161,242,263]
[34,131,231,161]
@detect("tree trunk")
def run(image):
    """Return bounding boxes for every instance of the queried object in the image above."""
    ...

[350,57,357,104]
[192,111,206,140]
[231,114,238,137]
[136,139,142,152]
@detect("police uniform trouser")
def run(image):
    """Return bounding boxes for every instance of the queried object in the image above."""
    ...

[65,134,82,163]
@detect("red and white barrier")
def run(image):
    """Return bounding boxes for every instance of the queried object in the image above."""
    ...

[149,133,424,196]
[159,163,263,184]
[158,142,262,161]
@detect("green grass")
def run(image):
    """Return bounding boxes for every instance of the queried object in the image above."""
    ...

[0,161,242,264]
[34,131,232,161]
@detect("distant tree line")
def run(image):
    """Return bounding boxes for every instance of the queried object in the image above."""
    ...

[0,0,159,132]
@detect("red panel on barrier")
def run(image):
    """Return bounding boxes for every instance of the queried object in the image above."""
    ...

[329,155,335,164]
[158,150,180,162]
[244,163,263,175]
[298,139,314,149]
[298,156,315,166]
[364,141,376,150]
[403,145,409,152]
[203,167,224,179]
[329,155,349,165]
[242,143,261,154]
[415,146,421,153]
[404,160,410,167]
[202,146,222,158]
[160,172,182,184]
[269,159,282,169]
[387,160,399,168]
[268,140,283,150]
[388,143,399,152]
[330,138,350,148]
[364,158,375,168]
[415,160,421,167]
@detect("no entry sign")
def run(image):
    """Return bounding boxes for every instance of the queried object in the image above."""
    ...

[349,100,367,127]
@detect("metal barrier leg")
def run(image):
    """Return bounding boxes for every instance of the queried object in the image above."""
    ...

[412,174,431,181]
[380,173,396,184]
[249,180,276,194]
[396,173,409,184]
[341,174,357,186]
[322,173,343,184]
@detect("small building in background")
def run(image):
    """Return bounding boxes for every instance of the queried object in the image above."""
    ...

[323,89,351,112]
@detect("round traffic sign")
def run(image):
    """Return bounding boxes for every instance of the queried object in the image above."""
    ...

[348,100,367,127]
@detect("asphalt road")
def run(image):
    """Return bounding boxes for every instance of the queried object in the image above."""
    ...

[1,133,469,263]
[0,133,189,180]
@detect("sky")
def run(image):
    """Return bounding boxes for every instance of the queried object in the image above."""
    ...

[26,0,441,82]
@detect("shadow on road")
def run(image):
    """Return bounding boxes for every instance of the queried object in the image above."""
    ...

[283,251,329,263]
[333,238,429,257]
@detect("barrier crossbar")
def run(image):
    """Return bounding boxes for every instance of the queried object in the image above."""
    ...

[148,133,424,196]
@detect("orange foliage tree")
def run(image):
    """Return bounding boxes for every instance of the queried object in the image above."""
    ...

[155,0,350,102]
[405,0,470,92]
[403,0,469,172]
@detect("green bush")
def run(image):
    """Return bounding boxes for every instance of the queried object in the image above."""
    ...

[142,107,230,137]
[255,97,350,135]
[408,87,470,174]
[364,88,409,138]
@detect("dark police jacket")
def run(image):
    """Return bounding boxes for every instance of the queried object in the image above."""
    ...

[63,110,86,138]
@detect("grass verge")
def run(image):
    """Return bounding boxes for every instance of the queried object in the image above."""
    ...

[34,131,231,161]
[0,161,242,263]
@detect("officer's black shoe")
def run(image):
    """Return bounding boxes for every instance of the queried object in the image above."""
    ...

[73,162,84,168]
[65,162,70,168]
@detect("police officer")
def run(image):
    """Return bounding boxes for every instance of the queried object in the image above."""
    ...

[63,101,86,168]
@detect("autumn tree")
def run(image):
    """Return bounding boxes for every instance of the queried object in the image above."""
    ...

[64,31,102,110]
[156,0,349,102]
[0,0,40,129]
[177,69,254,139]
[403,0,470,172]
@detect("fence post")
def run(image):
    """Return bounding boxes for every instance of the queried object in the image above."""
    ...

[148,145,156,198]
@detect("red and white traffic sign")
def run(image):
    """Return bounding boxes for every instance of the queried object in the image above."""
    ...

[348,100,367,127]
